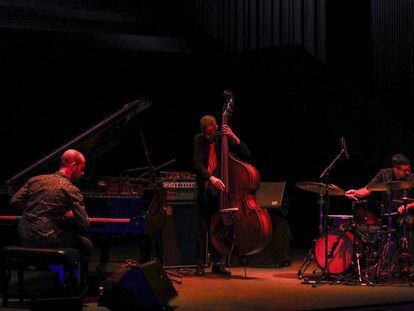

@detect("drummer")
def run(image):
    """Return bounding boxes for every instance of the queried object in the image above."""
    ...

[345,153,414,214]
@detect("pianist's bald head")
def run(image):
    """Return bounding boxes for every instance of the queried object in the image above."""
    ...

[60,149,85,166]
[59,149,86,179]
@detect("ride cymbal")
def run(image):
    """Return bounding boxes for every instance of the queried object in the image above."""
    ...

[295,181,345,196]
[366,181,414,192]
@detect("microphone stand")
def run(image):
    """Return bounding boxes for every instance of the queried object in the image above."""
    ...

[119,161,176,180]
[118,124,175,185]
[137,159,176,179]
[314,147,347,284]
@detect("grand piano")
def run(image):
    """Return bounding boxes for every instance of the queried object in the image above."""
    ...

[0,99,180,269]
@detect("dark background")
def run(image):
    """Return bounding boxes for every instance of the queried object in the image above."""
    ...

[1,0,413,248]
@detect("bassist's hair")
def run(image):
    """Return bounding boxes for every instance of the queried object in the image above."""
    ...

[200,115,217,132]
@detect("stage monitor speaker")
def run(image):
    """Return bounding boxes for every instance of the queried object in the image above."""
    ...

[248,181,291,267]
[256,182,289,216]
[162,203,207,267]
[101,260,177,311]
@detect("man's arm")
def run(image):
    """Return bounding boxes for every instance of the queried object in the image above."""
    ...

[222,125,251,158]
[64,188,89,233]
[9,182,30,210]
[193,135,211,180]
[345,187,372,199]
[398,202,414,214]
[230,139,250,158]
[193,134,226,191]
[345,170,384,200]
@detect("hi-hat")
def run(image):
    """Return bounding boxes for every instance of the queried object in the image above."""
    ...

[296,182,345,196]
[366,181,414,192]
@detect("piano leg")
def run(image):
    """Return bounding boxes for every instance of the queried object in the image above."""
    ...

[137,234,152,263]
[94,235,112,276]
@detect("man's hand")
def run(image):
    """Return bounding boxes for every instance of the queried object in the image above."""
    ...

[222,125,240,145]
[65,210,74,218]
[209,176,225,191]
[398,202,414,215]
[345,188,371,200]
[345,189,358,200]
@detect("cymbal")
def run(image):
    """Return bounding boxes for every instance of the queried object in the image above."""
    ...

[366,181,414,192]
[295,182,345,196]
[393,196,414,205]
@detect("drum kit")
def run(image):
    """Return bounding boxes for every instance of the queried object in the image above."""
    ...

[296,180,414,286]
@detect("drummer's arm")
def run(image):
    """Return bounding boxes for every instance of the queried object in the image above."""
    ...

[346,171,383,200]
[345,187,372,199]
[406,202,414,211]
[398,202,414,214]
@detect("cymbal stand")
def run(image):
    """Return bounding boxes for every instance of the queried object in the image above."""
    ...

[297,189,325,278]
[340,224,375,285]
[297,192,324,279]
[353,251,375,285]
[397,195,413,285]
[375,191,397,280]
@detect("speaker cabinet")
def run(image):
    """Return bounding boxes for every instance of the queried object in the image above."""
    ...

[248,182,291,267]
[162,203,207,267]
[102,260,177,311]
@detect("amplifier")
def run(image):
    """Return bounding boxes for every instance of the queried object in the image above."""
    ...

[256,182,289,216]
[161,181,197,189]
[160,171,198,203]
[162,203,207,267]
[159,171,196,179]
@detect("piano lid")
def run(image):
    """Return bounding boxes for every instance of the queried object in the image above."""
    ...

[6,98,152,185]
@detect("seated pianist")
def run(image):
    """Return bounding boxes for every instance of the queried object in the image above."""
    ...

[9,149,92,287]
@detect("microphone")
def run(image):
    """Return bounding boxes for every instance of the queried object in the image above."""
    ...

[341,137,350,159]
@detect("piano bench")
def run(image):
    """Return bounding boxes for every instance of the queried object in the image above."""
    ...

[1,246,81,307]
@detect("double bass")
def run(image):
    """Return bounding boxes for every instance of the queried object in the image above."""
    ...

[210,90,273,256]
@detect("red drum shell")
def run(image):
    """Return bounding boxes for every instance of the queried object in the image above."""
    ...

[314,229,355,274]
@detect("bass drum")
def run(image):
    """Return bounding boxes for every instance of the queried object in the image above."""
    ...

[314,229,355,274]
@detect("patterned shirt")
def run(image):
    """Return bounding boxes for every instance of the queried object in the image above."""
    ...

[9,171,89,247]
[367,168,414,201]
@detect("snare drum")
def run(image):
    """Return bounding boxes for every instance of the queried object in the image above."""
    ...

[327,215,353,230]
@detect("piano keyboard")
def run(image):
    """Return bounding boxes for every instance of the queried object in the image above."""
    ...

[0,215,134,224]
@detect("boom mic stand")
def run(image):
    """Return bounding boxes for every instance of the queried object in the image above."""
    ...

[302,142,348,286]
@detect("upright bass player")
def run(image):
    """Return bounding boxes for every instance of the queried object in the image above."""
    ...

[193,114,250,276]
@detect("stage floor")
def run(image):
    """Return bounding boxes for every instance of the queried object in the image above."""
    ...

[3,254,414,311]
[168,260,414,311]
